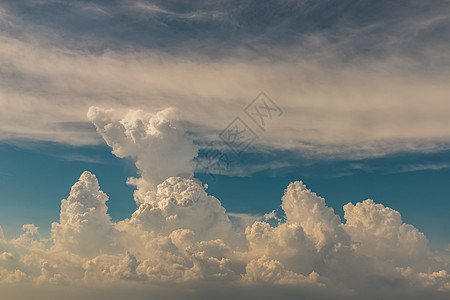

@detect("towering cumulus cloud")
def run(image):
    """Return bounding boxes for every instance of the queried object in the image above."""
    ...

[87,107,199,204]
[51,171,121,257]
[0,107,449,300]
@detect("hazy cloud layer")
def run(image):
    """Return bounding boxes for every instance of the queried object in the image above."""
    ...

[1,1,450,172]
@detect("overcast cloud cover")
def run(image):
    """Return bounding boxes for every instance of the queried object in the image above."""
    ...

[1,0,450,299]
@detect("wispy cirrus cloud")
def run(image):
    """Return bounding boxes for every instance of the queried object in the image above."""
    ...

[1,0,450,170]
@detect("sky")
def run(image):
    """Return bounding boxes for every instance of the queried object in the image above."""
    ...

[0,1,450,299]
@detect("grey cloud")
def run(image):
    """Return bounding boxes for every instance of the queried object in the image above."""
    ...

[1,0,449,59]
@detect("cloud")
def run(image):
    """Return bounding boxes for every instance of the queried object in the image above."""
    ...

[343,199,434,271]
[397,267,450,292]
[0,172,448,298]
[1,1,450,298]
[87,107,199,198]
[50,170,122,257]
[0,252,13,261]
[242,256,321,285]
[1,1,450,174]
[281,181,349,250]
[0,108,449,298]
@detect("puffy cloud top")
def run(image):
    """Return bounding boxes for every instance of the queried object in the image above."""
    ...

[282,181,349,250]
[87,107,199,203]
[51,171,120,257]
[122,176,236,245]
[343,199,432,271]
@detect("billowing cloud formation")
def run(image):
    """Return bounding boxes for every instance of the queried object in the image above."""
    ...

[0,108,449,299]
[1,172,449,299]
[51,170,122,257]
[87,106,199,200]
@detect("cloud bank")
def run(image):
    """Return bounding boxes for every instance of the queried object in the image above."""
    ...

[1,107,449,299]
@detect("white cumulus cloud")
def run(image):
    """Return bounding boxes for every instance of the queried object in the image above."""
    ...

[0,107,448,300]
[87,107,199,202]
